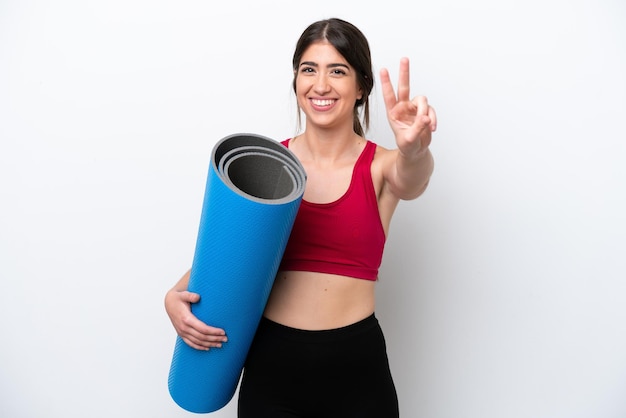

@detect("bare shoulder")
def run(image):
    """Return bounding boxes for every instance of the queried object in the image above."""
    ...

[371,139,434,202]
[369,143,401,233]
[371,142,399,181]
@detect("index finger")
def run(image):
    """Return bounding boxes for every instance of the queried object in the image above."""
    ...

[193,318,227,337]
[379,66,398,112]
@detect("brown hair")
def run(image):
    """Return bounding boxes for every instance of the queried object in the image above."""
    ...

[292,18,374,136]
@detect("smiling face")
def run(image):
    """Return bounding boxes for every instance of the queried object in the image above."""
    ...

[294,41,363,132]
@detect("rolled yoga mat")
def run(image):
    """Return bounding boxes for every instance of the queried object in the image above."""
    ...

[168,133,306,413]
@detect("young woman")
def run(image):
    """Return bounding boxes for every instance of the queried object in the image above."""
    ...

[165,17,436,417]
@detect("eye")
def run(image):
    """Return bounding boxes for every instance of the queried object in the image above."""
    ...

[300,66,315,74]
[328,66,350,78]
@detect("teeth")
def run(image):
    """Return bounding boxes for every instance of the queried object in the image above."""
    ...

[312,99,334,106]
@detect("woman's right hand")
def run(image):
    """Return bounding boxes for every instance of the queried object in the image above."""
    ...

[165,287,228,351]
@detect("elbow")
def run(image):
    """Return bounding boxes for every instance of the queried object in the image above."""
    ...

[399,179,430,201]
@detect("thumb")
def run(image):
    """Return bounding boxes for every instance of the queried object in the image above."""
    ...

[182,291,201,303]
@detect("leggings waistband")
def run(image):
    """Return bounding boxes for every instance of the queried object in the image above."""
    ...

[257,313,379,343]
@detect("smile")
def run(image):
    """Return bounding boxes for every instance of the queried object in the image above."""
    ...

[311,99,336,107]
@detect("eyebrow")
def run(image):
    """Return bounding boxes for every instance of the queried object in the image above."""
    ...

[299,61,350,71]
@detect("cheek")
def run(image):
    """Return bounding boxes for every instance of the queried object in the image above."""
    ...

[296,96,307,110]
[294,80,310,106]
[294,77,307,95]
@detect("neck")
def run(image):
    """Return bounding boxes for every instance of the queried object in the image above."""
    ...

[293,127,364,163]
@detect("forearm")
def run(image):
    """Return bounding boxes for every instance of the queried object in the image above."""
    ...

[393,147,434,200]
[170,269,191,292]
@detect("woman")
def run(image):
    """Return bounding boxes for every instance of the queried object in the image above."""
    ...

[165,17,436,417]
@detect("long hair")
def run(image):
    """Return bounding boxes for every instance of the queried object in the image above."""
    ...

[292,18,374,136]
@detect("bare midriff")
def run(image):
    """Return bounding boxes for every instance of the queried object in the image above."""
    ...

[263,270,376,330]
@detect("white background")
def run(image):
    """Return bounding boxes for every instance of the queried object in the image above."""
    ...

[1,1,625,417]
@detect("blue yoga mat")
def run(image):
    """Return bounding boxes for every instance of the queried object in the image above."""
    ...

[168,133,306,413]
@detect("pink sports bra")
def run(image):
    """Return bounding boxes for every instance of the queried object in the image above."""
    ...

[279,139,386,281]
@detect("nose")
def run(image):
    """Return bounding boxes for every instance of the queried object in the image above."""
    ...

[313,73,331,94]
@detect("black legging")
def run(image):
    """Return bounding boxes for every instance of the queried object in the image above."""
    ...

[238,314,399,418]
